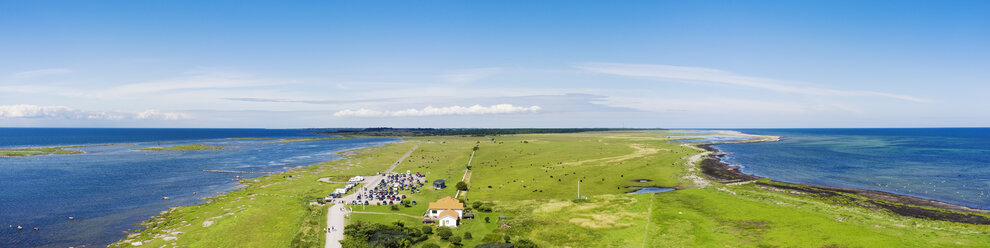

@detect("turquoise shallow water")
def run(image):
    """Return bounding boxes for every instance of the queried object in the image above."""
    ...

[0,128,397,247]
[712,128,990,210]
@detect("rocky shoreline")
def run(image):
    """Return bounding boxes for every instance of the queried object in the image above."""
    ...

[696,140,990,225]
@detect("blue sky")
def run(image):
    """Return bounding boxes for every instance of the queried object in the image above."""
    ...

[1,1,988,128]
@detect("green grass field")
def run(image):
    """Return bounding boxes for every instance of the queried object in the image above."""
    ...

[0,145,88,157]
[113,131,990,248]
[135,144,224,151]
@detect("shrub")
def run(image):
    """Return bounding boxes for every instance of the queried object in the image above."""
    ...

[421,226,433,234]
[515,239,538,248]
[450,235,462,245]
[390,205,399,211]
[343,221,427,248]
[422,244,440,248]
[463,232,473,239]
[479,205,493,212]
[484,216,490,223]
[504,234,511,243]
[475,244,514,248]
[437,227,453,240]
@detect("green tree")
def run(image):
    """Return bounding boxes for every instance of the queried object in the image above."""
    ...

[450,235,462,245]
[421,226,433,234]
[456,181,469,191]
[504,234,511,243]
[463,232,473,239]
[402,199,411,207]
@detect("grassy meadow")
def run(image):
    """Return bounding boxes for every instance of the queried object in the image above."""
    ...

[113,141,420,247]
[113,131,990,247]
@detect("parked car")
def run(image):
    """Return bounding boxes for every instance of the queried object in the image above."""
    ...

[422,218,435,223]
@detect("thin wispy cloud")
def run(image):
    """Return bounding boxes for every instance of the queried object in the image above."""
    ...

[8,68,72,79]
[0,104,189,120]
[439,67,503,83]
[604,96,807,114]
[334,104,541,117]
[0,69,274,99]
[97,70,267,97]
[576,63,931,103]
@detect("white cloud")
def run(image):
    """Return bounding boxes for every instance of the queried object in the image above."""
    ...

[0,104,189,120]
[334,104,541,117]
[136,109,191,120]
[0,105,81,118]
[576,63,931,103]
[9,68,72,79]
[439,67,503,83]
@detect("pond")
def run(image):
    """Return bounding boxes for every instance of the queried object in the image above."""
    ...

[627,187,676,194]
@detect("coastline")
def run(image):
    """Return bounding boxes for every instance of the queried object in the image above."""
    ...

[697,131,990,224]
[109,138,405,247]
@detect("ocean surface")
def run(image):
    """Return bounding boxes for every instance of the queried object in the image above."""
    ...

[709,128,990,210]
[0,128,398,247]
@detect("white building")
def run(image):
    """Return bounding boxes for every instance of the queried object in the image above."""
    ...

[438,211,459,227]
[426,196,464,227]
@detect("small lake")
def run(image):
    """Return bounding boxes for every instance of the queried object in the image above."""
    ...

[627,187,676,194]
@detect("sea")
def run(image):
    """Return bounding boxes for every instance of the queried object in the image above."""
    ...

[0,128,398,248]
[701,128,990,210]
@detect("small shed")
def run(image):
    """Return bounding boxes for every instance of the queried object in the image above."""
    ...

[433,179,447,189]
